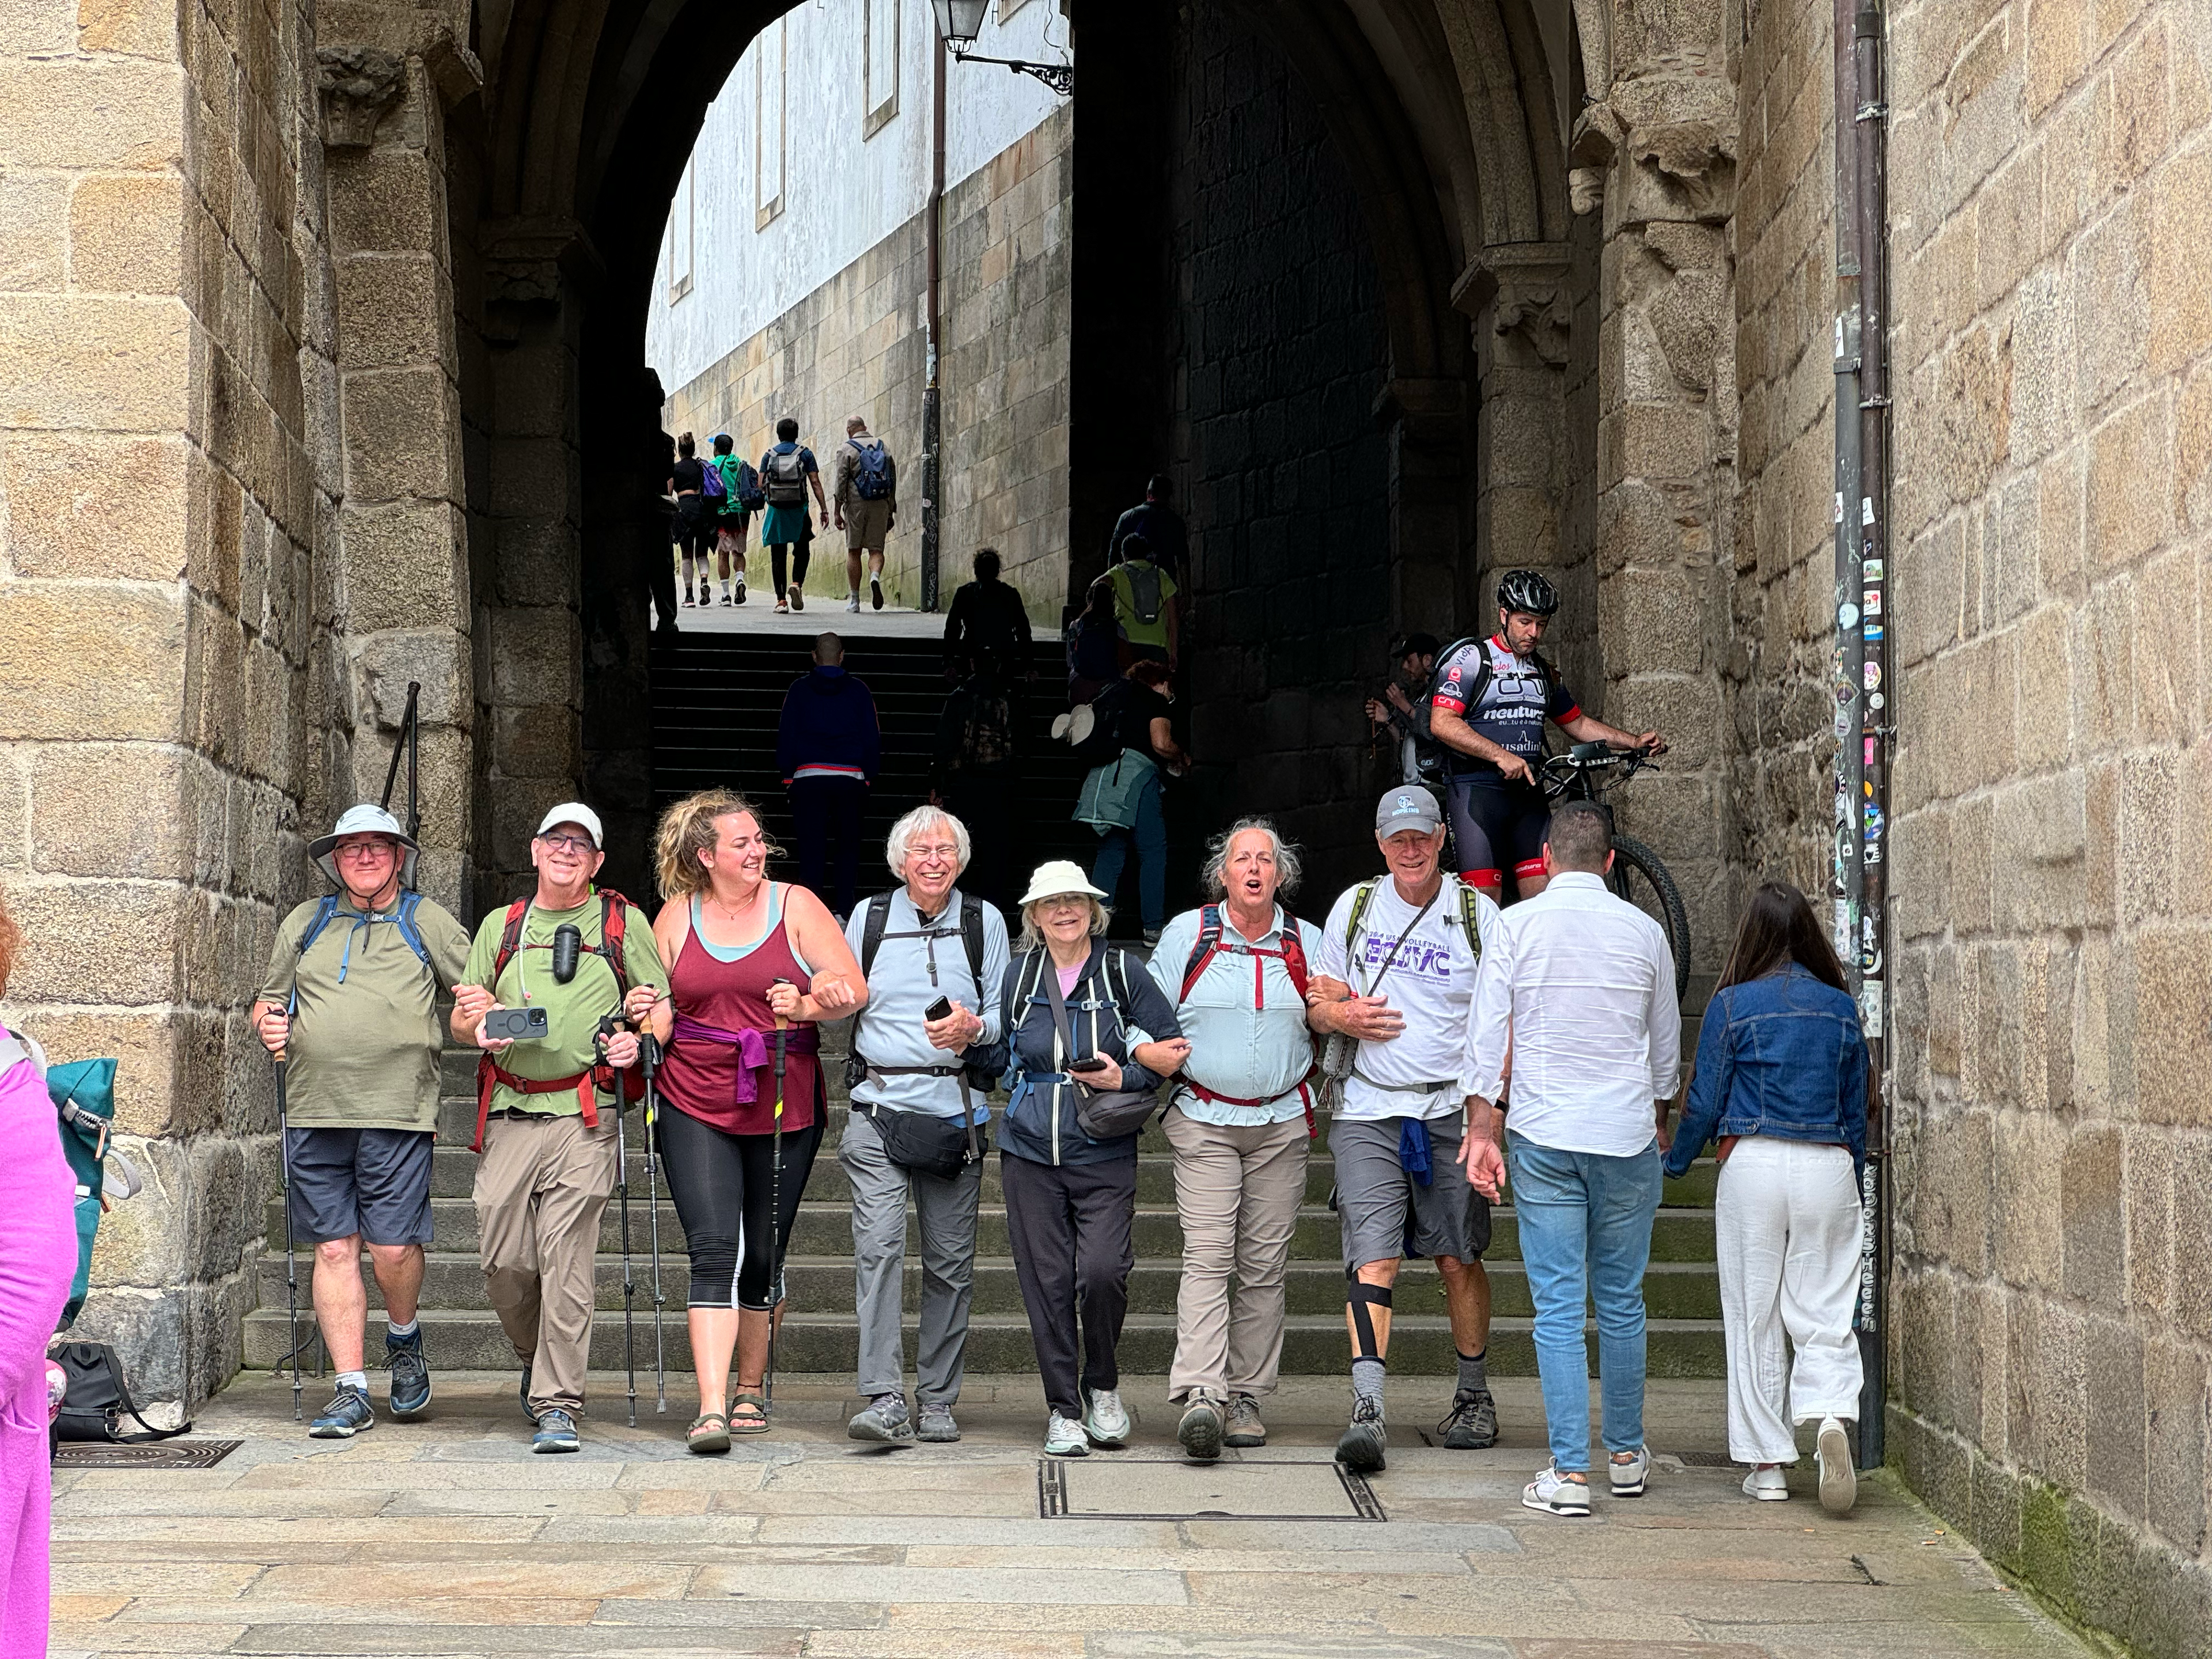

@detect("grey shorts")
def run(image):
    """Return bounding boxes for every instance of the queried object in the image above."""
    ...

[1330,1116,1491,1270]
[285,1127,435,1247]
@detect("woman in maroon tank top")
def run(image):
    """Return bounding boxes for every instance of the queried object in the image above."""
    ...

[645,790,867,1448]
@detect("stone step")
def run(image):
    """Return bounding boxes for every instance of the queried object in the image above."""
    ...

[239,1306,1729,1380]
[264,1197,1724,1263]
[252,1249,1726,1321]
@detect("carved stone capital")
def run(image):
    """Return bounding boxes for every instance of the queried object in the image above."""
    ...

[1454,243,1576,368]
[317,46,405,149]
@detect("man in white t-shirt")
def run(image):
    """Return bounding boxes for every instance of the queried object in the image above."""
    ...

[1306,785,1506,1474]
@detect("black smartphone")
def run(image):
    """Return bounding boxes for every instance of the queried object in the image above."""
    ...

[924,995,954,1022]
[482,1006,549,1042]
[1069,1053,1116,1077]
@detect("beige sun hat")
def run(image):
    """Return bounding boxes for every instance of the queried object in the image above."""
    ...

[1018,859,1109,907]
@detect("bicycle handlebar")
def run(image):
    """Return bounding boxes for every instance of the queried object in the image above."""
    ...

[1540,742,1661,800]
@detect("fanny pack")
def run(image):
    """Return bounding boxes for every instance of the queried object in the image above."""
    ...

[1042,968,1157,1139]
[858,1093,988,1181]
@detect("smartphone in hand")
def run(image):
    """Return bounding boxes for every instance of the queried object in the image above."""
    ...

[925,995,954,1022]
[1069,1053,1117,1078]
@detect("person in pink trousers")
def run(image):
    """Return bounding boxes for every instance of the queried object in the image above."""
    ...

[0,894,75,1659]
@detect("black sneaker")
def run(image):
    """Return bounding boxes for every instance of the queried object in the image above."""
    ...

[309,1385,374,1439]
[870,575,884,611]
[385,1328,431,1419]
[1437,1387,1498,1449]
[1335,1396,1387,1474]
[518,1361,539,1425]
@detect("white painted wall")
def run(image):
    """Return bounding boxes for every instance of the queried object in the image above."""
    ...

[646,0,1070,399]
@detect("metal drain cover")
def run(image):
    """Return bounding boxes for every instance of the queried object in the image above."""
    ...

[1040,1458,1385,1521]
[54,1440,241,1471]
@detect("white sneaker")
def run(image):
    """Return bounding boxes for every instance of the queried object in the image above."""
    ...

[1608,1442,1649,1497]
[1044,1411,1089,1457]
[1743,1464,1791,1501]
[1817,1417,1857,1514]
[1522,1464,1592,1517]
[846,592,861,612]
[1082,1387,1130,1448]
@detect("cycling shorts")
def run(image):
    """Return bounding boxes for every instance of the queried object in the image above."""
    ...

[1445,774,1550,893]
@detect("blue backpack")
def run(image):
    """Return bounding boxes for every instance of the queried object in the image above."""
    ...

[700,459,727,501]
[294,891,434,984]
[852,440,893,502]
[2,1031,134,1331]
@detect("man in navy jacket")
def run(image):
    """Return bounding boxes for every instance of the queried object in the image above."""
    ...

[777,631,881,917]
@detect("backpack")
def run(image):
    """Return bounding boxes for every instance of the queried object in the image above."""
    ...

[1121,560,1165,626]
[1,1031,136,1334]
[1339,876,1486,979]
[294,891,434,979]
[850,438,893,502]
[857,892,997,1089]
[732,459,765,512]
[1179,905,1313,1003]
[765,447,808,506]
[700,458,728,501]
[955,687,1016,771]
[1071,680,1132,764]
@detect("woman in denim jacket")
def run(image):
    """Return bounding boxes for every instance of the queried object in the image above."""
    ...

[999,861,1188,1459]
[1664,881,1869,1516]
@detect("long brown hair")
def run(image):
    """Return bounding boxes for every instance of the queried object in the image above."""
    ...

[0,889,18,998]
[1717,880,1849,993]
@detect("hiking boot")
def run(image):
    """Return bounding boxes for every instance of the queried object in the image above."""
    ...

[916,1402,961,1443]
[870,575,884,611]
[1335,1396,1387,1474]
[308,1385,374,1439]
[1522,1463,1591,1517]
[1437,1388,1497,1449]
[1817,1416,1857,1515]
[518,1362,539,1424]
[1082,1387,1130,1449]
[1044,1410,1089,1457]
[1176,1396,1224,1462]
[1224,1393,1267,1448]
[384,1328,431,1419]
[1743,1464,1790,1501]
[531,1407,579,1453]
[1608,1443,1650,1497]
[847,1392,915,1444]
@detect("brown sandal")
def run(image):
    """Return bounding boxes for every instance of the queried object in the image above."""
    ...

[729,1390,771,1434]
[686,1412,732,1454]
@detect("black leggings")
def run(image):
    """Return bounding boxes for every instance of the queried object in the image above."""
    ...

[655,1105,824,1311]
[770,540,812,596]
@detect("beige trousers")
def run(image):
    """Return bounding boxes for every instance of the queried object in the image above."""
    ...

[474,1112,618,1415]
[1164,1104,1310,1402]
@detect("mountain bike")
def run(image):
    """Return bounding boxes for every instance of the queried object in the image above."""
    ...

[1541,742,1691,1002]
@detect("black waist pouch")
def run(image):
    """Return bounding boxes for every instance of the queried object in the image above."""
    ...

[862,1104,986,1181]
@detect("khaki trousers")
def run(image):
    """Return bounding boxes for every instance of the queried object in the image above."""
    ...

[474,1112,618,1415]
[1164,1105,1309,1403]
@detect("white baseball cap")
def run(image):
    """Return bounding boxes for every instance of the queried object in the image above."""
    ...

[1018,859,1109,907]
[535,802,605,849]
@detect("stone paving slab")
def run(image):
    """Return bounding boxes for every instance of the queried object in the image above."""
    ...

[43,1370,2100,1659]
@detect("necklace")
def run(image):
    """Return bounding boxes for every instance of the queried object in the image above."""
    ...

[703,880,767,927]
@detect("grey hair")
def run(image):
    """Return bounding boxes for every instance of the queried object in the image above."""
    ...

[884,804,971,877]
[1019,895,1111,950]
[1200,817,1302,902]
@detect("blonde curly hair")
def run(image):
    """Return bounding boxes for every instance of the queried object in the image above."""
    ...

[653,790,781,899]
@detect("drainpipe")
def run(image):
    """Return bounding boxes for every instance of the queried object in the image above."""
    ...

[920,20,947,612]
[1834,0,1892,1471]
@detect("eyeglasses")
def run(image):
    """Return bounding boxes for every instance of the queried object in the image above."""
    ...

[333,842,395,862]
[537,833,596,854]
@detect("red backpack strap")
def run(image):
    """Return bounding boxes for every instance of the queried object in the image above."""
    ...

[1278,923,1311,1002]
[491,898,528,987]
[1179,904,1224,1002]
[598,890,632,999]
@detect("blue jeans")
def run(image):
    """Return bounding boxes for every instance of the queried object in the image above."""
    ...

[1092,768,1166,929]
[1506,1130,1663,1472]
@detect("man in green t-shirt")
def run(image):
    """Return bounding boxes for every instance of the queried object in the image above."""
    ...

[452,802,666,1452]
[252,804,472,1440]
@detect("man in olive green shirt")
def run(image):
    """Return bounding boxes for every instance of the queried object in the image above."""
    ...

[452,802,666,1451]
[253,804,471,1440]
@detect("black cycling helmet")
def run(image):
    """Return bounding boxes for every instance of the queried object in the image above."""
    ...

[1495,569,1560,618]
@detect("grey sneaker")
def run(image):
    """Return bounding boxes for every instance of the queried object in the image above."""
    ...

[531,1408,579,1453]
[1044,1410,1089,1457]
[847,1392,915,1444]
[1609,1442,1650,1497]
[1176,1396,1224,1462]
[1335,1396,1387,1473]
[916,1402,961,1442]
[308,1385,374,1439]
[1082,1386,1130,1448]
[1817,1416,1857,1514]
[1437,1387,1498,1449]
[1224,1393,1267,1448]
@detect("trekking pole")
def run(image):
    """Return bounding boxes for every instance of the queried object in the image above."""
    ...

[272,1044,303,1421]
[640,1032,668,1413]
[766,981,792,1414]
[600,1014,639,1429]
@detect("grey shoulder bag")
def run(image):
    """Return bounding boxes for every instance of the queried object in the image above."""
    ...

[1043,955,1158,1139]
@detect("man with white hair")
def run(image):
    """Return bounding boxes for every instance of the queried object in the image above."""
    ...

[1145,818,1323,1460]
[838,806,1010,1444]
[252,805,471,1438]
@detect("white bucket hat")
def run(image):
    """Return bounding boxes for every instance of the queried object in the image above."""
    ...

[309,804,420,890]
[1018,859,1109,907]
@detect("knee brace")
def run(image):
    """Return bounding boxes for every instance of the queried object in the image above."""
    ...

[1463,868,1503,895]
[1347,1274,1393,1361]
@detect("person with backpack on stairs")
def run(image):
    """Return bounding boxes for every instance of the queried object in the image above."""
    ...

[249,805,472,1440]
[833,415,897,613]
[1145,819,1323,1462]
[668,432,718,611]
[1079,659,1185,948]
[930,660,1020,916]
[450,804,669,1453]
[942,548,1035,683]
[1105,534,1180,672]
[837,806,1009,1447]
[1305,785,1508,1476]
[760,416,829,613]
[776,632,881,921]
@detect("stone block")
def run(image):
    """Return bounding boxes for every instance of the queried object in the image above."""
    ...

[2143,1337,2207,1552]
[0,582,184,741]
[2104,18,2172,190]
[325,145,439,257]
[2027,0,2088,118]
[2061,1123,2125,1305]
[1601,402,1709,484]
[0,169,66,293]
[2086,1316,2148,1520]
[77,0,175,55]
[2088,392,2172,567]
[3,876,180,1007]
[28,741,190,880]
[0,57,181,170]
[0,430,185,581]
[67,172,181,295]
[0,293,187,433]
[335,251,450,371]
[2149,146,2212,374]
[342,363,461,503]
[341,498,468,632]
[2131,929,2212,1126]
[1975,145,2044,309]
[2008,267,2075,467]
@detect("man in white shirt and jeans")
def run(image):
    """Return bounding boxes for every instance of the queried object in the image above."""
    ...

[1461,800,1680,1517]
[1309,785,1506,1474]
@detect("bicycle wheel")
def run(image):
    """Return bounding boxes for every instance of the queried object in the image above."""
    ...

[1610,834,1691,1002]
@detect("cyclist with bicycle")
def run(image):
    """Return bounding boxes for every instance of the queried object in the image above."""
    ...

[1428,570,1665,902]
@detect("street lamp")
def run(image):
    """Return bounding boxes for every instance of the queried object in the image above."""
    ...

[930,0,1073,96]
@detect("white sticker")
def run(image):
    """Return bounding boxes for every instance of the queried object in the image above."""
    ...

[1863,588,1884,617]
[1834,491,1846,525]
[1862,498,1876,525]
[1838,603,1861,627]
[1862,559,1884,582]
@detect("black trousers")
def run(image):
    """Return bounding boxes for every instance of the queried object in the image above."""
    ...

[789,775,866,916]
[654,1105,824,1310]
[1001,1151,1137,1418]
[770,539,813,596]
[943,770,1015,916]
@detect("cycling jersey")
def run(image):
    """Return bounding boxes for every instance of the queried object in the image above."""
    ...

[1430,636,1581,778]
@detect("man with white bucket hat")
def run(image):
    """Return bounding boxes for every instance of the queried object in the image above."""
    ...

[252,804,472,1438]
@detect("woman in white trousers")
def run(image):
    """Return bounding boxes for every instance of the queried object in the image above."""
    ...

[1663,881,1870,1514]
